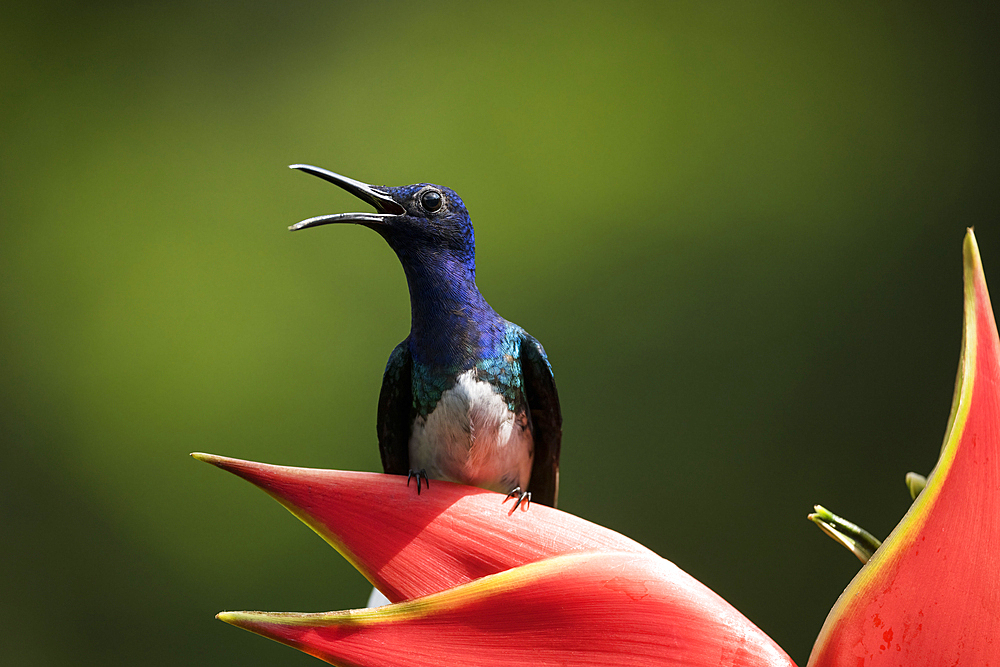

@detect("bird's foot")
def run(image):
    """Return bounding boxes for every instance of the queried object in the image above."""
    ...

[407,469,429,494]
[503,487,531,515]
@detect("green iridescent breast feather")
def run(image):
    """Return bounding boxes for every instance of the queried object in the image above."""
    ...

[409,323,529,417]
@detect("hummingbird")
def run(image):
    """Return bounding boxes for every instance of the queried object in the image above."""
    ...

[289,165,562,510]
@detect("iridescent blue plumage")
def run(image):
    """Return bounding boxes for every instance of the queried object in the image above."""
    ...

[290,165,562,508]
[412,321,525,416]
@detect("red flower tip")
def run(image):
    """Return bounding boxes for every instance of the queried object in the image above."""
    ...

[191,452,653,602]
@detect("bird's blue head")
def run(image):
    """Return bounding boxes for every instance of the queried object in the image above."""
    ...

[289,164,476,274]
[289,164,500,366]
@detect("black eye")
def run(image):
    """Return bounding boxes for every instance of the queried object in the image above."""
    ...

[421,190,443,212]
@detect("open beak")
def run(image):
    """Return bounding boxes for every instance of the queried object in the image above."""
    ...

[288,164,405,231]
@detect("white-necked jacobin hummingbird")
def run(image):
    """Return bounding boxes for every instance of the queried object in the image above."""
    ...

[289,165,562,510]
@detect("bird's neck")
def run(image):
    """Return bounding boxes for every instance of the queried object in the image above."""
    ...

[398,254,505,369]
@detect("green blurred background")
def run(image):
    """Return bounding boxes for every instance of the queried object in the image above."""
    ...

[1,1,998,664]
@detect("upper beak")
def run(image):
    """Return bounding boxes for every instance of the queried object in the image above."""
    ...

[288,164,405,231]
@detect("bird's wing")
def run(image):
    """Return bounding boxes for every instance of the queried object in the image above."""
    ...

[520,332,562,508]
[377,339,413,476]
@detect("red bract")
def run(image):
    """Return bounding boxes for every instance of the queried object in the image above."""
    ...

[219,552,795,667]
[808,229,1000,666]
[191,453,653,602]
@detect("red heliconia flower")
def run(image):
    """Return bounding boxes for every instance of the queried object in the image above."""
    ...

[808,229,1000,666]
[195,454,795,666]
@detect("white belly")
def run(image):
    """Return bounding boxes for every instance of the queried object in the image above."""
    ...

[409,369,533,494]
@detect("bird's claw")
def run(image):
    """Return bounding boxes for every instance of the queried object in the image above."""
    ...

[407,469,429,494]
[503,487,531,515]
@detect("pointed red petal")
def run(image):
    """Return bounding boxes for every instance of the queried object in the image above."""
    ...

[193,453,653,602]
[808,230,1000,665]
[219,551,796,667]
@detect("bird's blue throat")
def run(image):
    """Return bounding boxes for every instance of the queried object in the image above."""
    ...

[390,249,502,362]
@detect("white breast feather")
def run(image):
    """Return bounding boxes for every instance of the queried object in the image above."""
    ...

[409,369,533,494]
